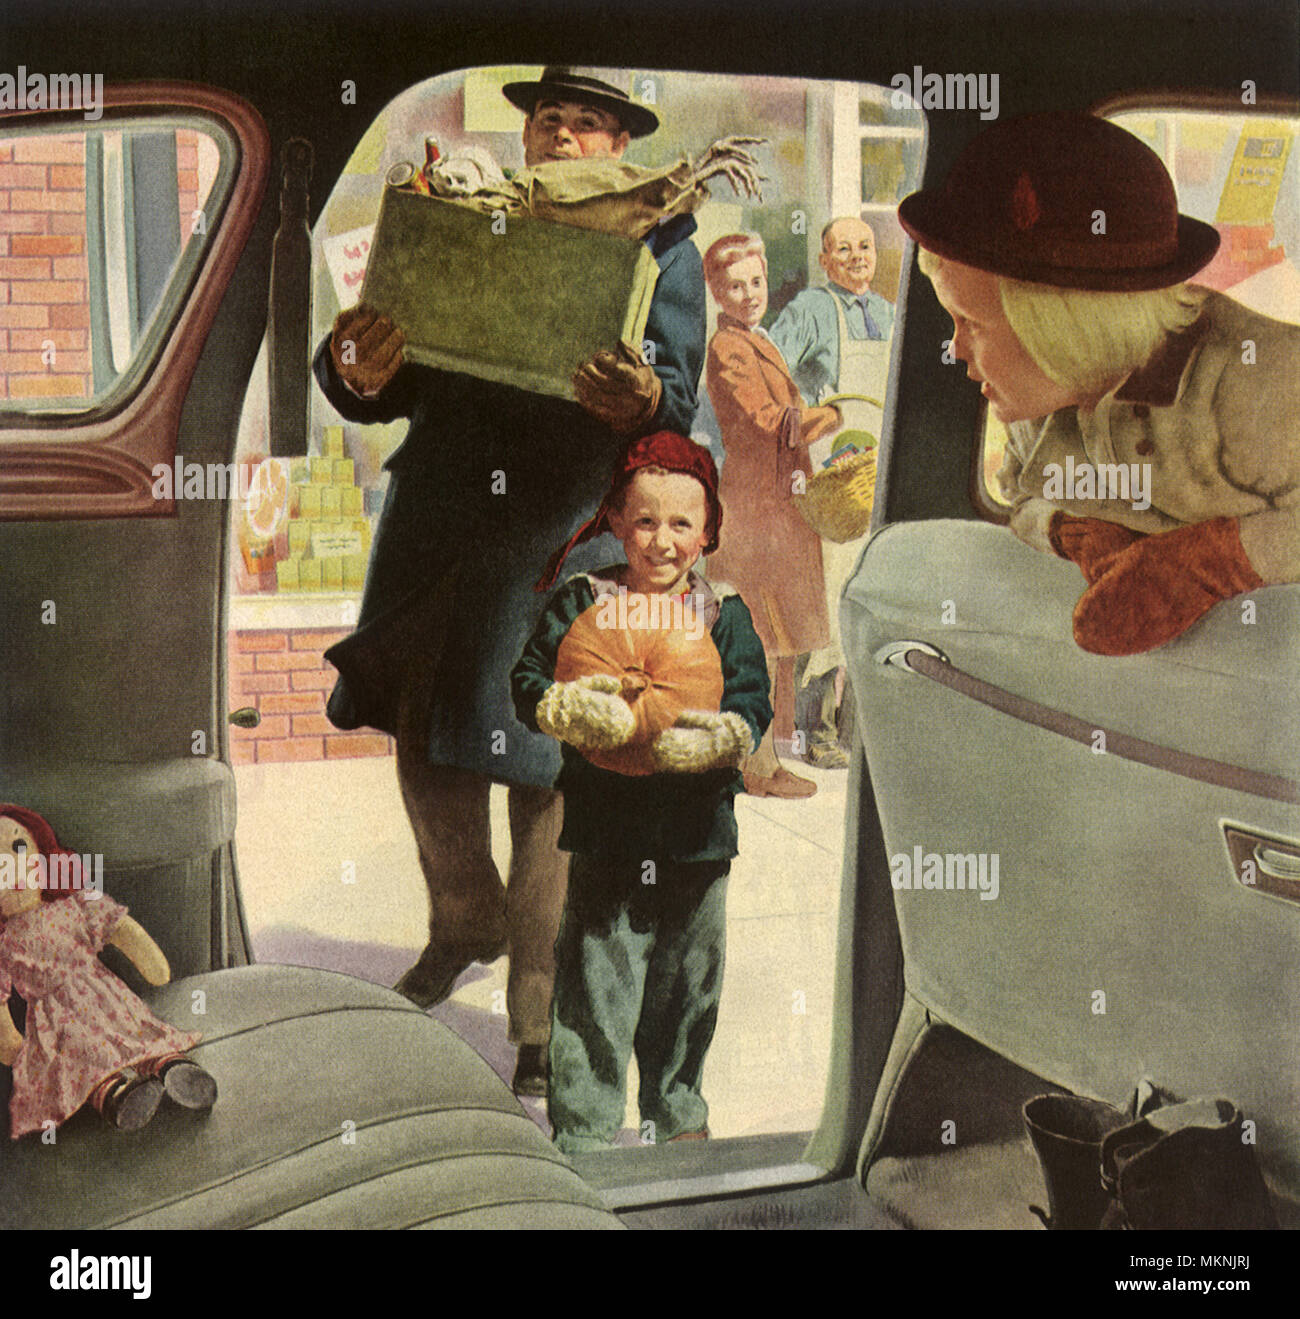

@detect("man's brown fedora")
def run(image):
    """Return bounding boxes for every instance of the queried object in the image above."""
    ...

[502,66,659,139]
[898,112,1219,291]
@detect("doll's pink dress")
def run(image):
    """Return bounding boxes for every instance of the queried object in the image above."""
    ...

[0,892,201,1138]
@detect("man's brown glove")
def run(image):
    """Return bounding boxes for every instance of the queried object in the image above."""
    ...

[1048,511,1147,585]
[330,303,405,398]
[572,340,663,432]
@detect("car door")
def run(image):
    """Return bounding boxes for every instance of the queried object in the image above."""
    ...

[0,82,269,978]
[833,96,1300,1227]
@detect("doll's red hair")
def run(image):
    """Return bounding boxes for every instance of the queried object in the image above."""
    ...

[0,804,82,901]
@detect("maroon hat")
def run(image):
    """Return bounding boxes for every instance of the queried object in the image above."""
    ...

[535,431,721,592]
[0,803,81,903]
[898,112,1219,291]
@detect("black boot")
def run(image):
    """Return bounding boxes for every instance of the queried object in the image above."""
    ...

[101,1070,165,1132]
[160,1059,218,1111]
[1099,1099,1278,1230]
[512,1044,548,1099]
[1024,1093,1129,1229]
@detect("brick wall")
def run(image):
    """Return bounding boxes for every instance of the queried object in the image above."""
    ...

[228,629,394,763]
[0,134,90,400]
[0,128,201,402]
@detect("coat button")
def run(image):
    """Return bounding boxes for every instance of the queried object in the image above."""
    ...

[1136,438,1155,456]
[1132,403,1150,418]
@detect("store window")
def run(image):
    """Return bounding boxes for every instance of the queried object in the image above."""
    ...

[977,106,1300,514]
[0,119,232,418]
[228,66,926,1156]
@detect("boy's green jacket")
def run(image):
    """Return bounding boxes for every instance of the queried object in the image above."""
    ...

[512,569,772,863]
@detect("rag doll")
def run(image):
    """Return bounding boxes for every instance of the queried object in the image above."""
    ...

[0,804,217,1138]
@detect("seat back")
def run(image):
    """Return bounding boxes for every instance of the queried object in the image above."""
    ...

[842,519,1300,1193]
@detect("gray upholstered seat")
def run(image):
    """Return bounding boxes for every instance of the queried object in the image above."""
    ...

[0,965,621,1230]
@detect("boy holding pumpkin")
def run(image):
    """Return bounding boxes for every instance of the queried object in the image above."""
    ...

[512,430,771,1152]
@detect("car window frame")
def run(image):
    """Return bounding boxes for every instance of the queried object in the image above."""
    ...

[0,81,269,520]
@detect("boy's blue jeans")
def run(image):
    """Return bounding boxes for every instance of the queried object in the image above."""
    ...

[548,853,730,1154]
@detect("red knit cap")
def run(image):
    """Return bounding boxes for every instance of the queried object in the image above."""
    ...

[0,803,82,902]
[535,431,722,592]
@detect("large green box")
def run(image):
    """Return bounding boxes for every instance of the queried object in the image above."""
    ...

[360,186,660,400]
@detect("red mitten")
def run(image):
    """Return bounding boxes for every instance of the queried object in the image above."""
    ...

[1072,517,1264,656]
[1048,512,1147,584]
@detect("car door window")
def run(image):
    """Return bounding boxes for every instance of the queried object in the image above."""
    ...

[0,85,267,518]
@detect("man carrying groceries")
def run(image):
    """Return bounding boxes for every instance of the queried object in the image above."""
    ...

[312,67,706,1096]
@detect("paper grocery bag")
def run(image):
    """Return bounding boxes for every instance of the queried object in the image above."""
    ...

[360,185,661,400]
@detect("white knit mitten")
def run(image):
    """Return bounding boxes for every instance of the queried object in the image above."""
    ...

[650,710,753,773]
[536,675,636,751]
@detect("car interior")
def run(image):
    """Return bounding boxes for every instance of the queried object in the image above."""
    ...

[0,0,1296,1233]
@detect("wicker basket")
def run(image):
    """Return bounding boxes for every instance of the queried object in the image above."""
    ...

[794,446,878,543]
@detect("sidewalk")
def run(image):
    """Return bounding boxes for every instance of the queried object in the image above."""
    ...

[234,752,845,1140]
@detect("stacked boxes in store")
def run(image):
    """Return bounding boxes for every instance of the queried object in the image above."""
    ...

[276,426,371,594]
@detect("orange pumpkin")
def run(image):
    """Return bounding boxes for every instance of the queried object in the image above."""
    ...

[554,595,724,776]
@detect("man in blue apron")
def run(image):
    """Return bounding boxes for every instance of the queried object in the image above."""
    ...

[312,68,706,1096]
[768,217,893,767]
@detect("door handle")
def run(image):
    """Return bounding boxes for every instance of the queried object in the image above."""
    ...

[228,706,261,729]
[1255,845,1300,881]
[1223,826,1300,904]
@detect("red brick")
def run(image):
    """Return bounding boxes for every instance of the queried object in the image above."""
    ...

[291,713,337,736]
[48,303,88,327]
[176,145,198,169]
[0,191,8,211]
[9,375,86,397]
[258,738,324,763]
[237,673,289,695]
[0,165,47,189]
[0,146,12,163]
[0,256,51,279]
[291,628,353,650]
[290,669,337,691]
[0,306,48,327]
[0,282,7,304]
[255,650,321,671]
[50,214,85,235]
[235,714,289,740]
[259,691,323,715]
[10,279,82,303]
[0,213,48,234]
[234,631,288,652]
[230,653,257,674]
[0,351,53,372]
[177,168,198,192]
[31,347,88,371]
[52,256,86,280]
[8,328,83,350]
[11,234,81,256]
[13,139,83,164]
[48,165,85,190]
[229,741,257,765]
[325,734,391,759]
[9,190,83,213]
